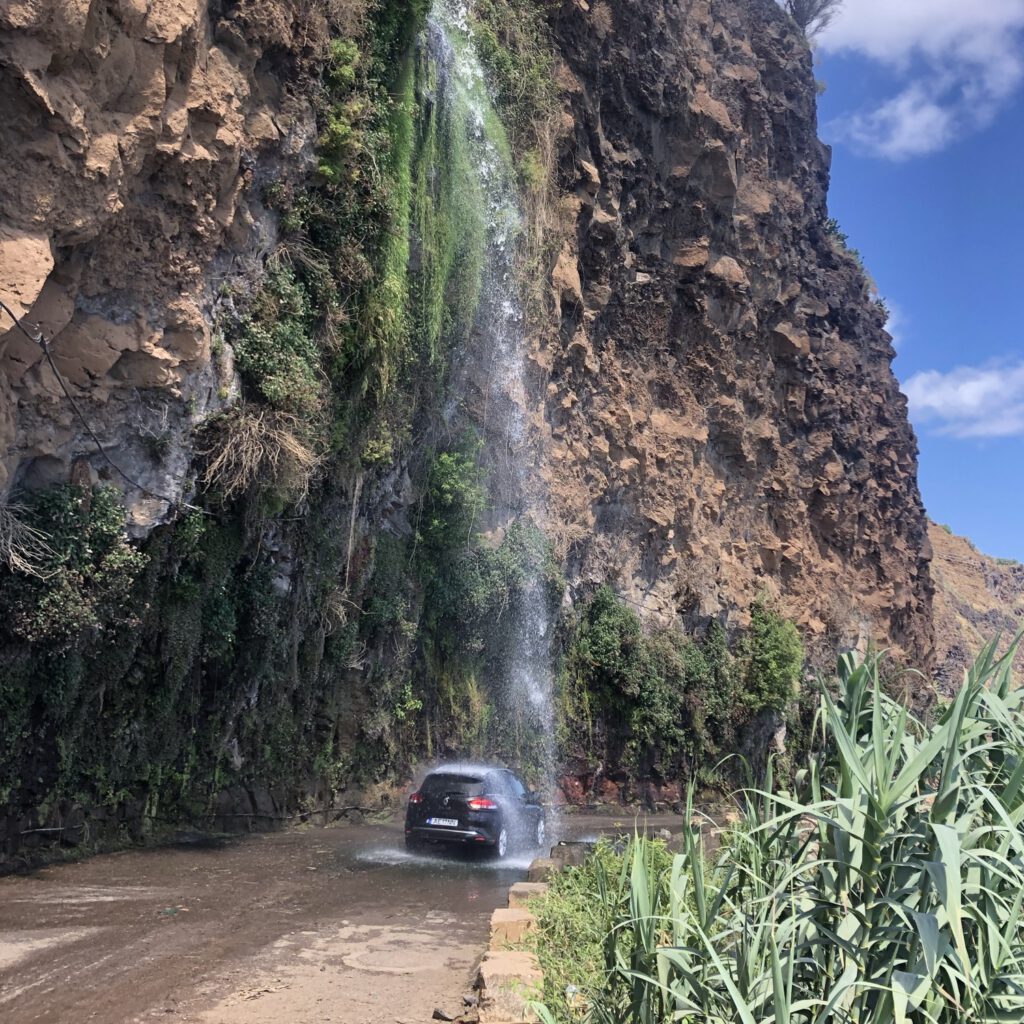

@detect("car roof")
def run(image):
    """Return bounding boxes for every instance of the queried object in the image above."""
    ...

[422,764,523,783]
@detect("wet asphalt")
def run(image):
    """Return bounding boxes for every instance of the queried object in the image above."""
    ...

[0,812,677,1023]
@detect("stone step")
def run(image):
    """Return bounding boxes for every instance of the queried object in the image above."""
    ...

[475,950,542,1024]
[526,857,557,882]
[489,907,537,950]
[507,881,548,909]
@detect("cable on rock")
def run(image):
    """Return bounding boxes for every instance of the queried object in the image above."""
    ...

[0,297,208,517]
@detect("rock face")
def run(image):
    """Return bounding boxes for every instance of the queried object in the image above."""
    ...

[536,0,933,663]
[929,523,1024,693]
[0,0,942,866]
[0,0,322,526]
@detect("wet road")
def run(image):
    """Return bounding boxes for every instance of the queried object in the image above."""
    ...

[0,813,673,1024]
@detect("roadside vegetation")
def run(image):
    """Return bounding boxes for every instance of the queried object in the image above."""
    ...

[529,639,1024,1023]
[559,588,804,783]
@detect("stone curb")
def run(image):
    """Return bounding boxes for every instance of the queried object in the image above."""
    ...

[473,843,592,1023]
[468,843,598,1024]
[471,862,552,1022]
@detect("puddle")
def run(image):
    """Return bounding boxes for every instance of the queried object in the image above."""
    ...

[351,845,535,873]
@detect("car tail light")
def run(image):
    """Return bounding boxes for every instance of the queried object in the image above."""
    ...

[467,796,497,811]
[408,792,423,805]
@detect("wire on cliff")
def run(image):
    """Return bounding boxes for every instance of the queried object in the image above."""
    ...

[0,298,206,517]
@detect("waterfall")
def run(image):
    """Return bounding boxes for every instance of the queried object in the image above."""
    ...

[422,1,557,801]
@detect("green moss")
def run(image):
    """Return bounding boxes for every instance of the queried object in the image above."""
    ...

[412,46,486,365]
[357,57,415,402]
[470,0,559,156]
[232,266,325,421]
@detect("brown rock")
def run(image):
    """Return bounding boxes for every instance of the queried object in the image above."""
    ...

[551,245,583,307]
[526,858,557,883]
[476,951,542,1024]
[708,255,748,288]
[539,0,933,675]
[0,0,325,519]
[507,882,549,910]
[771,322,811,359]
[489,908,537,950]
[0,226,54,319]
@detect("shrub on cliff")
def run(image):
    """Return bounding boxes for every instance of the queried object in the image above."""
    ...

[0,485,147,646]
[781,0,843,38]
[561,589,803,777]
[739,597,804,713]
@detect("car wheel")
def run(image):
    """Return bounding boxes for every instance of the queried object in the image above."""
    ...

[405,835,422,854]
[495,825,509,860]
[534,816,546,850]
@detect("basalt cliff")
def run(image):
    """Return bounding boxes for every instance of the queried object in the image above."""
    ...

[538,0,932,663]
[0,0,935,866]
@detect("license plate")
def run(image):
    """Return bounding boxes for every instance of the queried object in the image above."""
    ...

[426,817,459,828]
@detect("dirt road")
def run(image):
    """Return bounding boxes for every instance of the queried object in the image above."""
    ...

[0,813,668,1024]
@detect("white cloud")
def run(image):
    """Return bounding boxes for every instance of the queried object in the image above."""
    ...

[818,0,1024,159]
[881,299,907,350]
[903,361,1024,438]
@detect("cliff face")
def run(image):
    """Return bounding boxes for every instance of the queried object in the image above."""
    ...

[929,524,1024,693]
[0,0,940,865]
[0,0,326,523]
[537,0,933,664]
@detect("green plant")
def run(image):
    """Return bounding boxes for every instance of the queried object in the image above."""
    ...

[534,639,1024,1024]
[232,265,325,420]
[782,0,844,38]
[1,485,148,645]
[525,837,674,1015]
[420,443,488,559]
[738,597,804,713]
[823,216,868,270]
[561,589,769,775]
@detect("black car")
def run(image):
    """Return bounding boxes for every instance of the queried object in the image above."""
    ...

[404,765,545,859]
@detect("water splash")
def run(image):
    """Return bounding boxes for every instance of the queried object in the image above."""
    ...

[424,1,557,809]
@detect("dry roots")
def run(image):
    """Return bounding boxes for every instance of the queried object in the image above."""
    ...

[199,406,321,504]
[0,501,55,578]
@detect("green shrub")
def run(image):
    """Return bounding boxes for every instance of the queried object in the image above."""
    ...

[419,443,488,560]
[561,589,795,774]
[738,597,804,713]
[573,586,650,705]
[1,485,147,646]
[232,266,325,420]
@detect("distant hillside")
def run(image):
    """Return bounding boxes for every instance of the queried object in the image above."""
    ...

[930,523,1024,693]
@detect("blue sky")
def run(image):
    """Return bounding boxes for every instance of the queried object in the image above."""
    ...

[809,1,1024,561]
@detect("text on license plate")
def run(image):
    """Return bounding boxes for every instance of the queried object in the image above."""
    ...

[427,817,459,827]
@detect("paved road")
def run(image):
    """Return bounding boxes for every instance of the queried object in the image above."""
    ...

[0,812,674,1024]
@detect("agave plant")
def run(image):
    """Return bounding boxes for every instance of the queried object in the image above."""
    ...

[535,638,1024,1023]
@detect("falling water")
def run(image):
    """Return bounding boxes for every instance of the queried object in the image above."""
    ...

[423,1,557,802]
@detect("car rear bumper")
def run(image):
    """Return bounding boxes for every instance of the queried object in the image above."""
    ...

[405,824,498,846]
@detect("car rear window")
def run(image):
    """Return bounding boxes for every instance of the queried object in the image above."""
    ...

[421,773,485,795]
